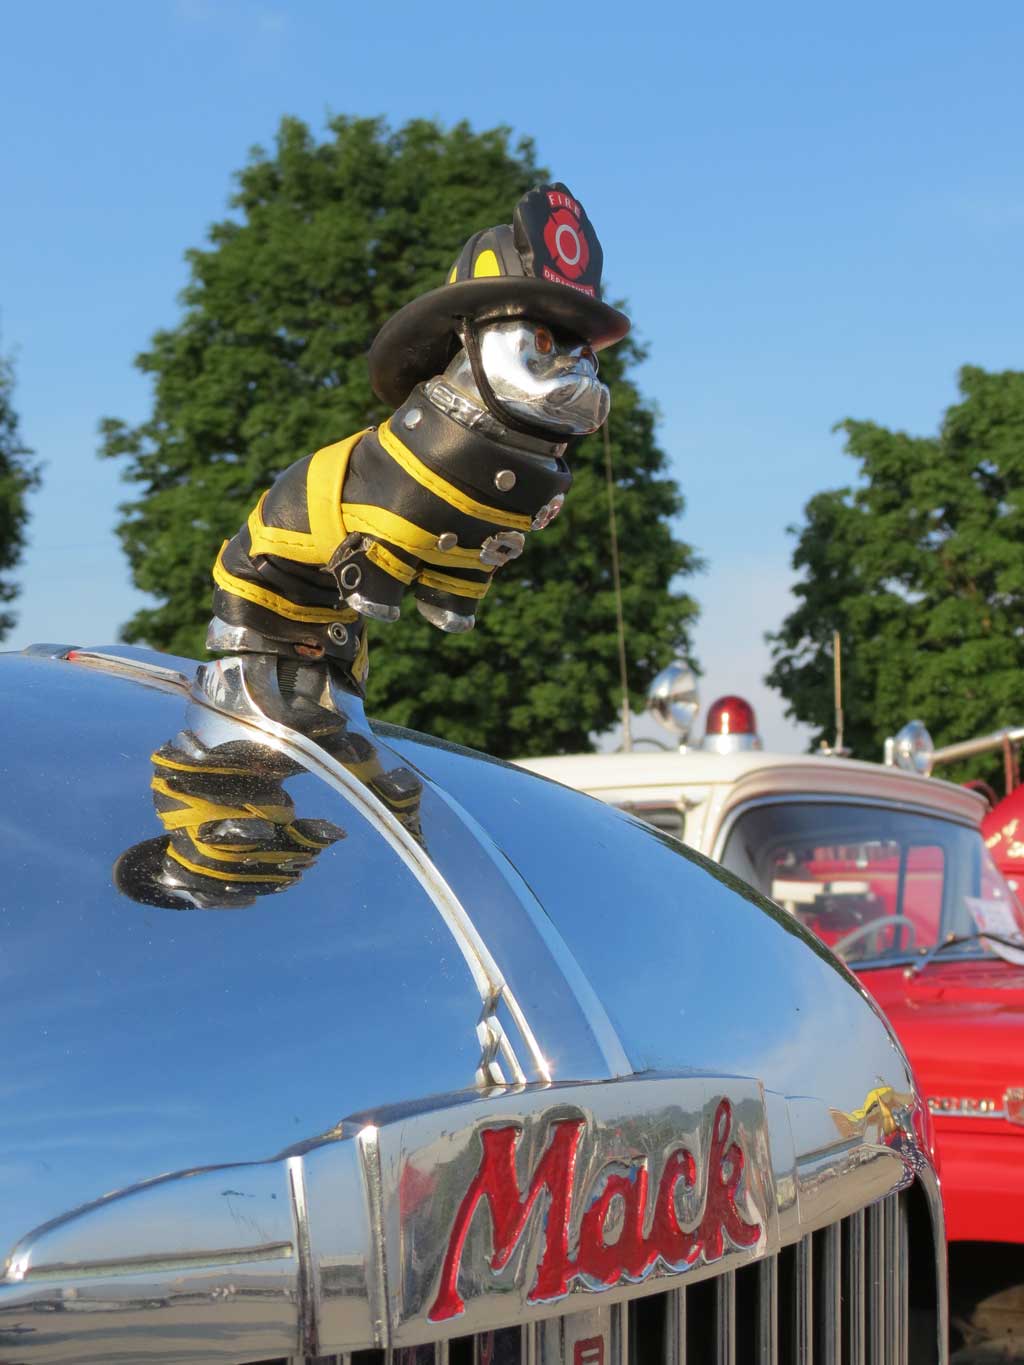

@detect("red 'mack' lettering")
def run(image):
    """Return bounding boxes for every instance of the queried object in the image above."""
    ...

[427,1099,761,1322]
[428,1119,584,1320]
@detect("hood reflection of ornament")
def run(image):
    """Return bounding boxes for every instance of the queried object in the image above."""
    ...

[114,657,425,911]
[829,1085,912,1139]
[647,660,700,748]
[114,733,346,910]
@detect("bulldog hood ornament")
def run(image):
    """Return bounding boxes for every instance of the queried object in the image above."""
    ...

[208,182,630,672]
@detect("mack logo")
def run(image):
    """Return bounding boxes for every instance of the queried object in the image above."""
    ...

[428,1098,760,1321]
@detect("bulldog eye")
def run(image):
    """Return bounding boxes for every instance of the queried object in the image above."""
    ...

[581,345,598,372]
[534,327,554,355]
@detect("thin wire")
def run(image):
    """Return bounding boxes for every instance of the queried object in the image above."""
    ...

[833,629,844,755]
[602,420,632,751]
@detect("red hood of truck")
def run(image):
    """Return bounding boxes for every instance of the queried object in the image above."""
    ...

[861,960,1024,1112]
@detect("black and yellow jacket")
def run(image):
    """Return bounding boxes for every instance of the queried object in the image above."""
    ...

[212,386,572,681]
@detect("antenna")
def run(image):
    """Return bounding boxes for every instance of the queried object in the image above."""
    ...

[833,629,846,756]
[602,420,632,751]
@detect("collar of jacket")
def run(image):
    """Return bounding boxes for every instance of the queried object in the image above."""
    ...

[386,384,573,520]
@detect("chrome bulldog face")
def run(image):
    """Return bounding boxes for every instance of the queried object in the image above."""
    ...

[448,320,611,436]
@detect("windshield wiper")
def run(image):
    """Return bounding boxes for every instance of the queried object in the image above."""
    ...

[911,931,1024,976]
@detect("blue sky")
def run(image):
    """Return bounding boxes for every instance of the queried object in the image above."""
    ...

[3,0,1022,750]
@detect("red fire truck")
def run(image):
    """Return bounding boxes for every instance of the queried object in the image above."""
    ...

[520,669,1024,1358]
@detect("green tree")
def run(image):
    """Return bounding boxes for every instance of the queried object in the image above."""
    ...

[101,115,698,755]
[0,351,40,639]
[766,366,1024,768]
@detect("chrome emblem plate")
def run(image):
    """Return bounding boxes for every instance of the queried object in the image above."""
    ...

[374,1076,775,1340]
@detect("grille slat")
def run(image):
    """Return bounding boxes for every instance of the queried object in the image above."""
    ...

[756,1254,779,1364]
[896,1199,910,1365]
[845,1207,867,1365]
[523,1323,537,1365]
[883,1197,901,1363]
[664,1286,686,1365]
[610,1302,628,1365]
[795,1234,814,1362]
[815,1221,841,1365]
[653,1192,905,1365]
[868,1200,886,1363]
[715,1270,736,1365]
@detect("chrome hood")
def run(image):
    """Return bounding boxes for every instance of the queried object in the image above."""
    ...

[0,647,944,1362]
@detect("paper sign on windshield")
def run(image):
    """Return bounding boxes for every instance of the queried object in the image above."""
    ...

[965,897,1024,965]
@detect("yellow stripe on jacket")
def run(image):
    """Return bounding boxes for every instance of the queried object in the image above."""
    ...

[377,421,533,533]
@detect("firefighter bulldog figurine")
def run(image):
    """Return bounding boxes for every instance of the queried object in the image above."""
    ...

[208,182,630,685]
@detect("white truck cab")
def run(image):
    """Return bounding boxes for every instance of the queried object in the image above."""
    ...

[517,678,985,877]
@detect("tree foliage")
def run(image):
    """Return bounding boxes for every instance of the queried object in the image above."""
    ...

[767,366,1024,769]
[101,115,699,755]
[0,352,40,639]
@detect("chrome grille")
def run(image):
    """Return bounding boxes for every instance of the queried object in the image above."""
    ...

[650,1193,908,1364]
[263,1193,912,1365]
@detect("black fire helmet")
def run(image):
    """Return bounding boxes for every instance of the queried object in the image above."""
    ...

[368,182,631,409]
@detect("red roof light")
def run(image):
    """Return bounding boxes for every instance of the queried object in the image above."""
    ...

[705,695,757,736]
[701,695,762,754]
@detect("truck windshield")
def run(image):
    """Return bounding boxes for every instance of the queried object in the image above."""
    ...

[719,801,1024,965]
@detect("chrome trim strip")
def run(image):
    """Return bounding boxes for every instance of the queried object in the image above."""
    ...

[928,1102,1008,1120]
[63,648,193,691]
[9,1240,294,1281]
[916,1162,949,1360]
[288,1154,319,1358]
[476,1003,523,1087]
[357,1124,389,1349]
[416,778,632,1080]
[495,996,536,1086]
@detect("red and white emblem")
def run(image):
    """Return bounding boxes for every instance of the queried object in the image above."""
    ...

[544,208,590,282]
